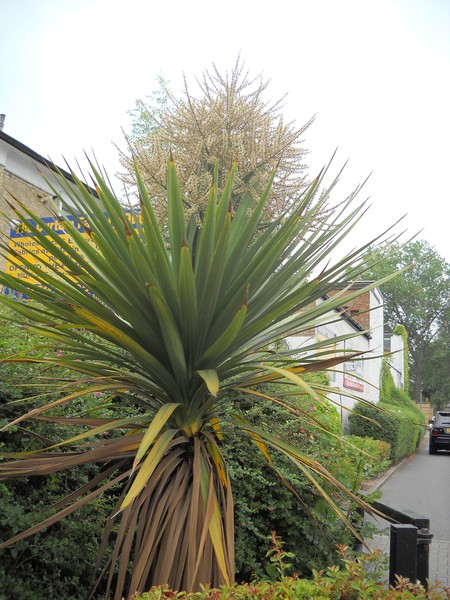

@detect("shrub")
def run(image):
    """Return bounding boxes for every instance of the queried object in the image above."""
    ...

[348,401,424,460]
[224,426,344,580]
[348,357,425,460]
[130,546,449,599]
[223,374,385,580]
[0,306,114,600]
[337,435,391,487]
[0,307,393,593]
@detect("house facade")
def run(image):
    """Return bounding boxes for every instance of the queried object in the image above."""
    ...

[384,332,406,390]
[0,116,96,272]
[287,283,405,431]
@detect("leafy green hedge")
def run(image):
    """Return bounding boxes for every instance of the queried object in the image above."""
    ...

[348,402,423,460]
[224,377,392,580]
[348,359,425,460]
[130,546,448,599]
[0,306,114,600]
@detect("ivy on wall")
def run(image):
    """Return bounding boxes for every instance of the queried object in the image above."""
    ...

[393,324,409,396]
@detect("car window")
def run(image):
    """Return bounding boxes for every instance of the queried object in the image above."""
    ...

[436,414,450,426]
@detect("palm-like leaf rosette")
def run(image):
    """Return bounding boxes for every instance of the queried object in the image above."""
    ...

[0,157,395,598]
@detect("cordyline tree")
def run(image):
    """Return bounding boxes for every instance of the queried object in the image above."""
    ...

[0,156,395,599]
[119,58,314,225]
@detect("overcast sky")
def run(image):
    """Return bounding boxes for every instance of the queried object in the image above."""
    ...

[1,0,449,261]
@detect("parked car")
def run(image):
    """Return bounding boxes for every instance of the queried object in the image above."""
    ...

[429,411,450,454]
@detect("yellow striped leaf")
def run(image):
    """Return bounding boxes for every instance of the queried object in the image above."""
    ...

[119,429,177,513]
[132,403,180,472]
[197,369,220,396]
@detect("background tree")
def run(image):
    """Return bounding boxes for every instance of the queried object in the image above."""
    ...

[421,310,450,410]
[119,58,314,224]
[361,239,450,404]
[127,74,172,143]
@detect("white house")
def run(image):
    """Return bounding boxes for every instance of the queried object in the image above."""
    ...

[0,116,98,272]
[287,283,390,431]
[384,332,406,390]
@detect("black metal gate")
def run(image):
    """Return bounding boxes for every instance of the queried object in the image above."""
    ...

[361,498,433,588]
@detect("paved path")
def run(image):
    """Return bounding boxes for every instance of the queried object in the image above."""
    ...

[367,534,450,588]
[365,434,450,588]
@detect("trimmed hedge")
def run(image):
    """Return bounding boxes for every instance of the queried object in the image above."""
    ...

[348,402,424,460]
[348,357,425,461]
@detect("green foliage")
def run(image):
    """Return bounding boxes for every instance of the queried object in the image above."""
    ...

[349,358,424,460]
[0,481,111,600]
[379,360,395,404]
[224,420,343,580]
[393,324,409,395]
[338,435,391,485]
[265,531,296,580]
[348,402,424,461]
[223,377,391,581]
[131,546,449,599]
[127,74,171,143]
[0,307,389,596]
[380,359,415,410]
[362,240,450,403]
[0,305,114,600]
[0,156,401,597]
[0,306,47,405]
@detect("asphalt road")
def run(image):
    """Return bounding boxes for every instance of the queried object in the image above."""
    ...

[376,433,450,541]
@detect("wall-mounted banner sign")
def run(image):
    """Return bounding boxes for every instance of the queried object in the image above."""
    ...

[343,359,364,392]
[4,215,93,286]
[3,211,140,297]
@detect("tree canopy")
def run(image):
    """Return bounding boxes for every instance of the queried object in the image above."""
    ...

[362,239,450,405]
[422,309,450,409]
[119,59,314,224]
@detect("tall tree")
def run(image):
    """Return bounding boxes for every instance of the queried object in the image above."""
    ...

[362,240,450,403]
[422,307,450,410]
[119,58,314,224]
[127,74,172,143]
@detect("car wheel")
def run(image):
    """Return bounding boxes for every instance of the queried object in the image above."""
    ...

[429,442,438,455]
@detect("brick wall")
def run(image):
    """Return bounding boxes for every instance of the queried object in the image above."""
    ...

[327,289,371,330]
[0,164,59,271]
[288,288,372,338]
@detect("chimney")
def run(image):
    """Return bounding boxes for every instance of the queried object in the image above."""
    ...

[0,114,5,131]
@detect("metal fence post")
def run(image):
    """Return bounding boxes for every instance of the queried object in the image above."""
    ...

[389,524,417,587]
[416,527,433,590]
[359,495,433,588]
[352,506,365,553]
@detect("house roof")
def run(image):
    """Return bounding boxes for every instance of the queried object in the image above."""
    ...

[322,287,375,340]
[0,130,97,197]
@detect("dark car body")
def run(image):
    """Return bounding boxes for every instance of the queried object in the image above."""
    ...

[429,411,450,454]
